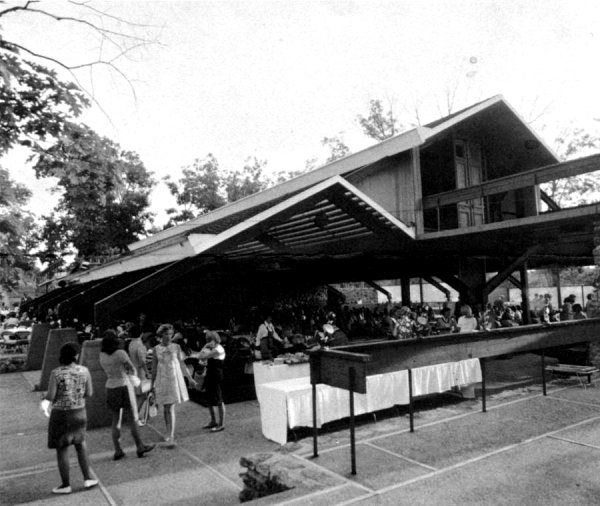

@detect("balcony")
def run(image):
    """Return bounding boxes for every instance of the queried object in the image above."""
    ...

[421,153,600,234]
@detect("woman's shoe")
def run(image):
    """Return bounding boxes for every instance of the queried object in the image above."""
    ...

[137,444,156,458]
[52,485,72,494]
[84,479,99,489]
[203,422,218,429]
[210,425,224,433]
[113,450,125,461]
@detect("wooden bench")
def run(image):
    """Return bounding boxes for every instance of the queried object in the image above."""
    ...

[545,364,599,387]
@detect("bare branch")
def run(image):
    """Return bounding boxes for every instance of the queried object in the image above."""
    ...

[68,0,158,29]
[0,4,153,44]
[0,1,40,18]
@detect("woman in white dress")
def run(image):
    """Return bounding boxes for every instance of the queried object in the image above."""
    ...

[151,324,196,444]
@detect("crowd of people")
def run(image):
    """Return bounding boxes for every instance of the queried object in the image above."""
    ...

[21,288,600,495]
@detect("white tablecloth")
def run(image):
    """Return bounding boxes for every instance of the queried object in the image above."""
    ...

[255,358,482,445]
[253,361,310,387]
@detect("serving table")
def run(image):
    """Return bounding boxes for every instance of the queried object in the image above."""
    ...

[254,358,481,445]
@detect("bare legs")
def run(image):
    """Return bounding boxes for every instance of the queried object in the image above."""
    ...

[55,442,93,488]
[111,408,146,456]
[111,410,123,456]
[208,403,225,429]
[56,447,70,487]
[163,403,175,440]
[74,442,93,480]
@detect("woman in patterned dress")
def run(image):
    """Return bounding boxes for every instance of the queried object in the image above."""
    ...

[44,342,97,494]
[151,324,196,444]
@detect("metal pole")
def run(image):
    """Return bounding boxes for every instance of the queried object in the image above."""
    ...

[542,349,547,396]
[408,368,414,432]
[349,366,356,475]
[481,358,487,413]
[312,382,318,458]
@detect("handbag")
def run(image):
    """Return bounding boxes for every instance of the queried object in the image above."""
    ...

[128,374,141,388]
[138,391,157,425]
[148,392,158,418]
[135,379,152,395]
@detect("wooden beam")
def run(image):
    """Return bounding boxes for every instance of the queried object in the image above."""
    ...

[333,318,600,374]
[256,232,291,254]
[507,275,522,289]
[365,280,392,301]
[422,153,600,210]
[482,245,541,300]
[433,273,468,295]
[325,189,400,240]
[209,194,328,257]
[520,263,531,324]
[411,147,425,235]
[401,278,411,306]
[423,276,450,300]
[541,190,561,211]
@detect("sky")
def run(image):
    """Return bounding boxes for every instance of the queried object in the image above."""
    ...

[4,0,600,227]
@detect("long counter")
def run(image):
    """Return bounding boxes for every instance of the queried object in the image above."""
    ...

[254,358,482,445]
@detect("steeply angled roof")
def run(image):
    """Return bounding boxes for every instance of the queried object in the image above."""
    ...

[87,95,558,273]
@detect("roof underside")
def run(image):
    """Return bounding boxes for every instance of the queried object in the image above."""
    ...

[64,177,415,284]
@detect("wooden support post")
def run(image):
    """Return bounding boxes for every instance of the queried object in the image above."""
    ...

[520,262,531,325]
[481,358,487,413]
[349,366,357,475]
[542,350,547,396]
[401,278,411,307]
[408,368,414,432]
[312,382,318,458]
[553,267,562,308]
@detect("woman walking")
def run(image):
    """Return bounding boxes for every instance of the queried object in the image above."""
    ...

[99,331,155,460]
[44,342,97,494]
[152,324,196,444]
[199,331,226,432]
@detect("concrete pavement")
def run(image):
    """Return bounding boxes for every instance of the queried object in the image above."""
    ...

[2,358,600,505]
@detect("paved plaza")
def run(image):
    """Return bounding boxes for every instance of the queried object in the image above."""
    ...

[2,362,600,505]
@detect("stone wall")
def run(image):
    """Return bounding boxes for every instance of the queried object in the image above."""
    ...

[238,452,342,502]
[332,282,379,305]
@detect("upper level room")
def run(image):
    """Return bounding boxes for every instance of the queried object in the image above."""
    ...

[418,97,559,232]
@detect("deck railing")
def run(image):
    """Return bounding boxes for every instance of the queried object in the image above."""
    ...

[422,152,600,231]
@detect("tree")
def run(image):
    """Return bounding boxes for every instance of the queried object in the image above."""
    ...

[32,122,155,267]
[0,40,89,156]
[223,157,269,203]
[542,126,600,207]
[163,154,226,228]
[321,134,350,163]
[0,167,36,290]
[0,2,160,272]
[357,99,401,141]
[0,1,159,112]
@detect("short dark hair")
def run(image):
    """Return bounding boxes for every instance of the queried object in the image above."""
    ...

[59,342,80,365]
[128,325,141,338]
[206,331,221,344]
[101,330,120,355]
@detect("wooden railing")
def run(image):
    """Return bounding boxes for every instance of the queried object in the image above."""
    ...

[422,153,600,213]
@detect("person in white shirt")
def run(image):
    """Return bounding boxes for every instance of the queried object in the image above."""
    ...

[255,314,283,361]
[457,304,479,333]
[4,312,20,328]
